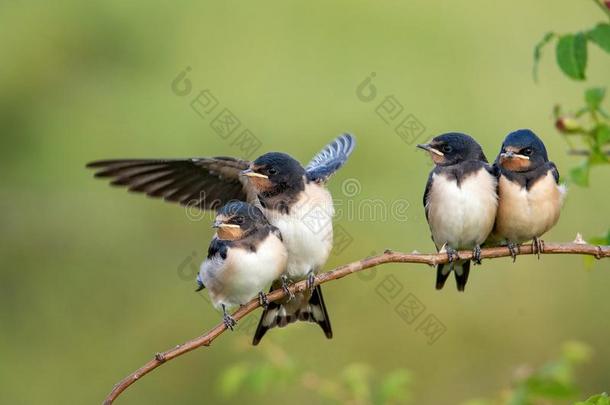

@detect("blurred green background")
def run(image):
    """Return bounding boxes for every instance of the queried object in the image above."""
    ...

[1,0,609,403]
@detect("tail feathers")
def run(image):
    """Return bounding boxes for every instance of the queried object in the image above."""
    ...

[435,264,451,290]
[308,285,333,338]
[252,285,332,345]
[436,260,471,292]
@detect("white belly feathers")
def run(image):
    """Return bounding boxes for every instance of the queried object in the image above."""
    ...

[426,169,498,250]
[263,182,334,280]
[201,234,287,309]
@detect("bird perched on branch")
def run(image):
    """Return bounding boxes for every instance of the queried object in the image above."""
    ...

[196,201,287,329]
[490,129,566,259]
[418,133,498,291]
[246,135,355,344]
[86,133,356,343]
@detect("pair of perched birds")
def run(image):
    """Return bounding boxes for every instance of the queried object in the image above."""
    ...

[418,129,565,291]
[86,129,564,344]
[87,135,354,344]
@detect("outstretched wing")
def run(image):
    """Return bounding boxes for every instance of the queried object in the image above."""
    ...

[86,157,253,210]
[305,133,356,183]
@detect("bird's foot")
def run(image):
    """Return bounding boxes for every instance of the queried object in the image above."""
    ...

[472,245,482,265]
[258,291,269,310]
[221,305,236,331]
[281,275,294,301]
[532,237,544,259]
[507,242,520,263]
[306,271,316,291]
[446,247,458,271]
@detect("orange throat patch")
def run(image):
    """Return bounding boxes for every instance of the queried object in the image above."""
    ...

[217,226,244,241]
[499,156,531,172]
[248,176,273,193]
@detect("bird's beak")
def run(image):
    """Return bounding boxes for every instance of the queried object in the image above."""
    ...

[240,169,268,179]
[417,143,444,156]
[212,220,240,229]
[500,151,529,160]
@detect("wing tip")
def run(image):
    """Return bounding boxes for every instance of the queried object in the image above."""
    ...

[339,133,356,151]
[86,160,107,169]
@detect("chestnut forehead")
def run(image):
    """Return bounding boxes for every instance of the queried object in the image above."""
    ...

[215,213,232,222]
[503,145,524,152]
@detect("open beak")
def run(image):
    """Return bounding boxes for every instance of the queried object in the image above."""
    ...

[240,169,268,179]
[416,143,444,156]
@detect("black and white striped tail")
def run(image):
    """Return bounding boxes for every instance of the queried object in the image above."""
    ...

[252,285,333,345]
[436,260,471,291]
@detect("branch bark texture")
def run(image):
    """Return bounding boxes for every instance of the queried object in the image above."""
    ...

[104,241,610,404]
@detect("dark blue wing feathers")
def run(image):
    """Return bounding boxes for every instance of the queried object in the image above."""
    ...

[305,134,356,182]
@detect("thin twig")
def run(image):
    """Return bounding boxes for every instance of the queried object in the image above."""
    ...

[104,241,610,404]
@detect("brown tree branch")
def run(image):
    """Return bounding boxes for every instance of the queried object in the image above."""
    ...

[104,241,610,404]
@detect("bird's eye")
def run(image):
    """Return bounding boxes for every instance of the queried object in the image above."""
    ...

[268,168,278,175]
[522,148,533,156]
[441,145,453,153]
[234,216,244,225]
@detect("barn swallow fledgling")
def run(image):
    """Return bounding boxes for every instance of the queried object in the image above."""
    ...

[86,133,356,343]
[243,135,355,344]
[418,133,498,291]
[491,129,566,259]
[197,201,287,330]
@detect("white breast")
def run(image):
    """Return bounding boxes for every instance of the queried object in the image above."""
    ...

[200,234,287,310]
[426,169,498,250]
[494,172,566,243]
[263,182,334,280]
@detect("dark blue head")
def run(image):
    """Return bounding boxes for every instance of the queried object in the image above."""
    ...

[213,201,268,240]
[498,129,549,172]
[417,132,487,166]
[241,152,305,195]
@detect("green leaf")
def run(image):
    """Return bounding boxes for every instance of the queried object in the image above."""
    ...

[585,87,606,110]
[589,229,610,245]
[575,392,610,405]
[588,23,610,53]
[219,363,250,397]
[589,148,609,165]
[506,385,529,405]
[245,364,276,394]
[595,124,610,145]
[342,363,372,401]
[569,162,590,186]
[377,369,412,404]
[533,32,556,81]
[526,377,577,399]
[556,33,588,80]
[562,341,592,364]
